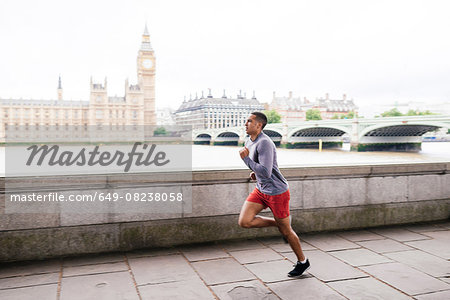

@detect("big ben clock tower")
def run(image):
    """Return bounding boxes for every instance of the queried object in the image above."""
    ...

[137,25,156,125]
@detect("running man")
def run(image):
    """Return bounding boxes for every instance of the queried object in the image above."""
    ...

[238,111,310,277]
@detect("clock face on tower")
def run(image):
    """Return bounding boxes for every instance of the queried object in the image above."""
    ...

[142,59,153,69]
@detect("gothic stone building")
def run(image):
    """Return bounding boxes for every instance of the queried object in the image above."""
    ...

[1,26,156,141]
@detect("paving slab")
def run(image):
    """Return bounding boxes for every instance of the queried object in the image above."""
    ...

[180,245,230,262]
[442,222,450,229]
[361,262,450,296]
[210,279,278,300]
[0,284,58,300]
[0,259,61,278]
[337,229,385,242]
[191,258,256,285]
[244,259,303,283]
[0,272,59,289]
[63,253,124,267]
[369,228,430,242]
[267,243,292,253]
[405,239,450,260]
[60,271,138,300]
[421,230,450,241]
[128,254,199,285]
[301,233,360,252]
[405,224,448,233]
[327,277,411,300]
[357,239,413,253]
[125,247,179,259]
[218,239,266,252]
[229,248,283,264]
[138,278,214,300]
[384,250,450,277]
[268,240,316,253]
[414,290,450,300]
[258,236,288,245]
[328,248,393,266]
[267,277,345,300]
[63,261,128,277]
[303,250,367,282]
[299,240,316,250]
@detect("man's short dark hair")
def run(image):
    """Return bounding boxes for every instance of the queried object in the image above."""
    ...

[251,111,267,129]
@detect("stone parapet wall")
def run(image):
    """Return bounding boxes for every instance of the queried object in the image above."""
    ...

[1,162,449,262]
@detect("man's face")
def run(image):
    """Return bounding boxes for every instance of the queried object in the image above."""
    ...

[245,115,261,135]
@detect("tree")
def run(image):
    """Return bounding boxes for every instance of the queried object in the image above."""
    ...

[380,108,403,117]
[380,108,436,117]
[339,111,357,119]
[306,109,322,121]
[331,114,340,119]
[406,109,435,116]
[406,109,418,116]
[265,109,282,124]
[153,127,167,136]
[423,110,434,115]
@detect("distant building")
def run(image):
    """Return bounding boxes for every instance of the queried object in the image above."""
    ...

[269,92,358,123]
[174,90,264,129]
[156,107,176,125]
[1,26,156,140]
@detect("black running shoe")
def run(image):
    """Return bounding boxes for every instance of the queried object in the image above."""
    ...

[288,259,310,277]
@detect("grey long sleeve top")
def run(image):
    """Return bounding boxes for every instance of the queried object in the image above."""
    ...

[242,132,289,195]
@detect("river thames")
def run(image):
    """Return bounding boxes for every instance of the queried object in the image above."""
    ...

[2,142,449,176]
[191,142,450,170]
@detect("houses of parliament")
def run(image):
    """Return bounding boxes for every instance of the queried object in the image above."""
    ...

[0,26,156,140]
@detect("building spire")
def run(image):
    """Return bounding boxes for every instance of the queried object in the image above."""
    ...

[238,90,243,99]
[140,24,153,51]
[57,75,63,100]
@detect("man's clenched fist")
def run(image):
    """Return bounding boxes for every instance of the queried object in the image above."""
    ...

[239,147,249,159]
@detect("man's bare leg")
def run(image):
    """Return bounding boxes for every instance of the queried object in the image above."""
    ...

[238,201,278,228]
[275,216,306,262]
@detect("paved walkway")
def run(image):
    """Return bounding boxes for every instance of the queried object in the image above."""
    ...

[0,221,449,300]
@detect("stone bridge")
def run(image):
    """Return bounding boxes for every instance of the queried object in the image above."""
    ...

[193,115,450,151]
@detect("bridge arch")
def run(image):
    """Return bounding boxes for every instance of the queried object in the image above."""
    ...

[356,122,446,151]
[285,125,350,148]
[212,129,242,140]
[359,123,444,140]
[214,131,240,146]
[287,125,350,141]
[194,133,212,145]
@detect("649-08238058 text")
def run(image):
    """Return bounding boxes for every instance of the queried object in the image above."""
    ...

[8,192,184,202]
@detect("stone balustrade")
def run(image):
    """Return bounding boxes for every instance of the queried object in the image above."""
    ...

[0,162,449,262]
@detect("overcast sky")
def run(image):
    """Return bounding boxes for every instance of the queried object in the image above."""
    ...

[1,0,449,115]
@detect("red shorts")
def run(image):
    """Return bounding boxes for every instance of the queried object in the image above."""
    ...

[246,188,290,219]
